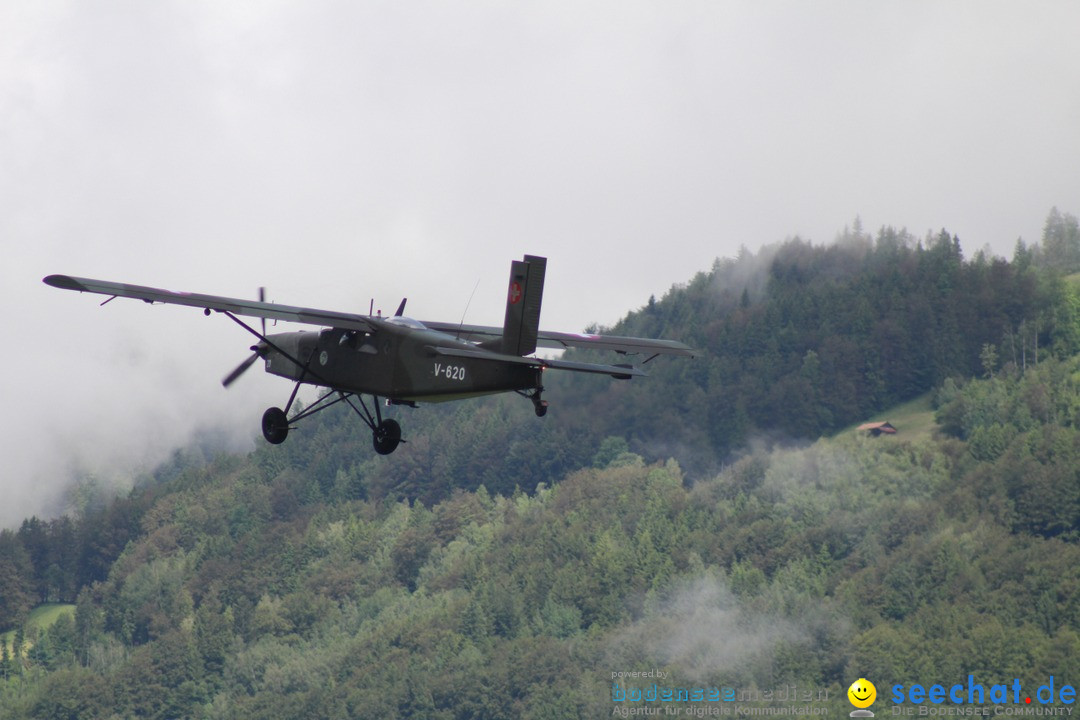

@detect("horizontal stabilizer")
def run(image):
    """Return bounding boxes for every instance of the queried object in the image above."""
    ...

[540,356,645,378]
[431,345,646,378]
[424,320,697,358]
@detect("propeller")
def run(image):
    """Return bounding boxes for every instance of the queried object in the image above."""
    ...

[222,287,271,388]
[222,343,267,388]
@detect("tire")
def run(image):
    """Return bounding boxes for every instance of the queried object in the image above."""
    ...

[262,407,289,444]
[373,418,402,455]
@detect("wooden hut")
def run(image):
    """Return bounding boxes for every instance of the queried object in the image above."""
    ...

[857,421,897,437]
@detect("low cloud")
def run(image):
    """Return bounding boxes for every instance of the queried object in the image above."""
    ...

[607,575,805,685]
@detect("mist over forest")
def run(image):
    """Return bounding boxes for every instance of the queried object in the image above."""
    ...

[3,209,1080,718]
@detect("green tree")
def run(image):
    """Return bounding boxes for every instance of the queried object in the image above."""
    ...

[0,530,34,629]
[27,667,113,720]
[1041,207,1080,272]
[980,343,998,379]
[13,626,24,661]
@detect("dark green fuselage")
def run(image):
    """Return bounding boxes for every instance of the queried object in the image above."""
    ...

[263,319,542,403]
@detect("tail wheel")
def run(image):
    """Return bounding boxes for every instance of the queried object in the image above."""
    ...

[531,389,548,417]
[373,418,402,455]
[262,406,289,444]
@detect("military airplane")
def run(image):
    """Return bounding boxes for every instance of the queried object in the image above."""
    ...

[44,255,695,455]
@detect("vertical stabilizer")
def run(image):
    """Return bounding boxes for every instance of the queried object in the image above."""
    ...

[500,255,546,356]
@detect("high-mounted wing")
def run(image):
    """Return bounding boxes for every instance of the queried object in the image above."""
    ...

[43,275,377,333]
[421,321,697,358]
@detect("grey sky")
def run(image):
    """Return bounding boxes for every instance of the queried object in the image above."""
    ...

[3,1,1079,526]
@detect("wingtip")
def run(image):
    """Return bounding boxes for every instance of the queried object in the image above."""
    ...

[664,343,698,359]
[43,274,84,291]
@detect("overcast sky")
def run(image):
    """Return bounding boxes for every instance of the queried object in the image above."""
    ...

[3,1,1079,527]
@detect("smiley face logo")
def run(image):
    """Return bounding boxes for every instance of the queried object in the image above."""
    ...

[848,678,876,709]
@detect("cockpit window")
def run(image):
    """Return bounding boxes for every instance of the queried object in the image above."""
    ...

[385,316,427,330]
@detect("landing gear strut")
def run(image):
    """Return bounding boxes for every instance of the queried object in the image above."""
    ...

[260,379,404,454]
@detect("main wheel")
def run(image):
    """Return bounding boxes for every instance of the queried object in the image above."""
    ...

[373,418,402,455]
[262,406,289,444]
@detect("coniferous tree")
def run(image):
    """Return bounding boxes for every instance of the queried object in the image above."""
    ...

[1041,207,1080,272]
[0,530,34,629]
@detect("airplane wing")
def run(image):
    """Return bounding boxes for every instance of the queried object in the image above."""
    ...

[43,275,378,333]
[44,274,696,357]
[422,321,697,358]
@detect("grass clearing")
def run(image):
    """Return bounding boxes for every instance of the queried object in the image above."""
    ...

[2,603,76,656]
[841,391,938,444]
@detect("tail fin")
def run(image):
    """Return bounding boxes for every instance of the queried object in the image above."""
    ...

[499,254,546,356]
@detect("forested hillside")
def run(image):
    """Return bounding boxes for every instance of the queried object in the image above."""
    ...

[349,220,1080,500]
[2,215,1079,718]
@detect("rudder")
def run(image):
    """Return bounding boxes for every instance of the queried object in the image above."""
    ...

[500,255,546,356]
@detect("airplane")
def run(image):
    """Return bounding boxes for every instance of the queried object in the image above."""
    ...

[44,255,695,455]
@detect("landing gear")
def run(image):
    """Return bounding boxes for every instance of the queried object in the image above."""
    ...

[373,418,402,455]
[221,314,407,454]
[259,380,406,454]
[519,387,548,417]
[262,406,289,444]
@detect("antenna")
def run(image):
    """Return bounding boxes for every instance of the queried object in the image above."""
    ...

[456,278,481,339]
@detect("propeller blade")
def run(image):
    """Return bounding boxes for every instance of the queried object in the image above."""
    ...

[258,287,267,336]
[222,351,260,388]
